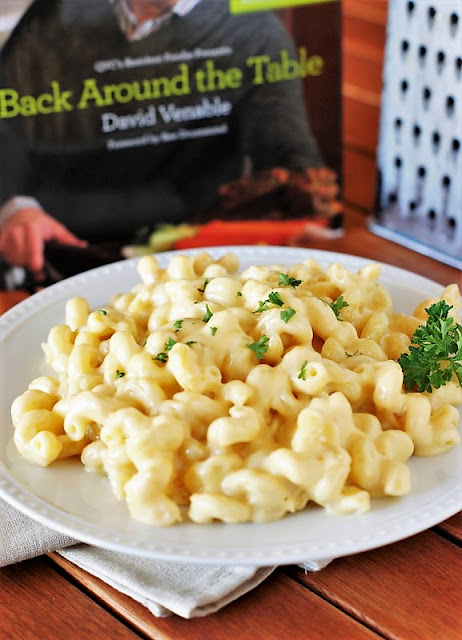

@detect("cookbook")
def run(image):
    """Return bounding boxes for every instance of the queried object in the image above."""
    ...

[0,0,342,256]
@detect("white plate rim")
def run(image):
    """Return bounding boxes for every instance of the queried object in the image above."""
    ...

[0,245,460,565]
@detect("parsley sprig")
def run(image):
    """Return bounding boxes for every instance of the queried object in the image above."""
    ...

[298,360,308,380]
[278,273,302,288]
[254,291,284,313]
[329,295,349,319]
[153,338,177,363]
[197,279,210,293]
[280,307,296,324]
[202,304,213,322]
[398,301,462,392]
[247,335,269,360]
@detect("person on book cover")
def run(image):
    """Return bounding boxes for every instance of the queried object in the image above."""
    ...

[0,0,329,278]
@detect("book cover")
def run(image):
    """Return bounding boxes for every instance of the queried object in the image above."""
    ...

[0,0,342,261]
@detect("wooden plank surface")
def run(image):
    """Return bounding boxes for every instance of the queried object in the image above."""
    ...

[0,290,28,314]
[0,558,141,639]
[342,0,387,215]
[342,148,377,211]
[436,511,462,544]
[292,531,462,640]
[343,95,381,153]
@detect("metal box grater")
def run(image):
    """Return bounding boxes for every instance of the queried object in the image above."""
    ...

[370,0,462,270]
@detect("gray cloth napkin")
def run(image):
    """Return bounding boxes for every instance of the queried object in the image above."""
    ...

[0,497,330,618]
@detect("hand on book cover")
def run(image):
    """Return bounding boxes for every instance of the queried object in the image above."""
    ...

[0,207,87,277]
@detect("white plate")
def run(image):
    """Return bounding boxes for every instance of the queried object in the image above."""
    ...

[0,246,461,565]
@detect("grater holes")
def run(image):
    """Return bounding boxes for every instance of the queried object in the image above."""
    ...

[388,192,398,205]
[446,217,457,240]
[427,209,437,231]
[376,1,462,266]
[446,95,455,113]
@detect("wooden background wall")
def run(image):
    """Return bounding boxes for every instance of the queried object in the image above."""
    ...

[342,0,388,214]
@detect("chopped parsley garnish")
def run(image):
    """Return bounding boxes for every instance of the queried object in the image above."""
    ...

[254,300,270,313]
[321,295,349,320]
[210,326,218,336]
[268,291,284,307]
[246,335,269,360]
[236,291,243,297]
[398,301,462,392]
[164,338,177,351]
[278,273,302,288]
[97,309,107,315]
[154,338,195,360]
[197,279,210,293]
[115,369,125,379]
[154,352,168,363]
[280,307,296,324]
[202,305,213,322]
[254,291,284,313]
[173,319,183,331]
[298,361,308,380]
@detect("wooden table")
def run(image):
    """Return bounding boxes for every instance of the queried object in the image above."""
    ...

[1,207,461,640]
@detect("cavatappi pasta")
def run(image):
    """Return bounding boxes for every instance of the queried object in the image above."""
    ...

[11,252,462,526]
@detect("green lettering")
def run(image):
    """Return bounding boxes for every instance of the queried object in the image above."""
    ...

[170,63,190,96]
[151,77,172,98]
[36,92,54,114]
[266,61,283,83]
[303,52,324,76]
[246,55,270,85]
[194,61,239,92]
[195,69,207,93]
[132,80,154,101]
[226,67,242,89]
[102,82,134,105]
[0,89,20,118]
[280,49,301,80]
[51,81,73,112]
[19,95,37,116]
[78,78,107,109]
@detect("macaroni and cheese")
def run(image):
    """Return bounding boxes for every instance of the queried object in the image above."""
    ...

[11,252,462,526]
